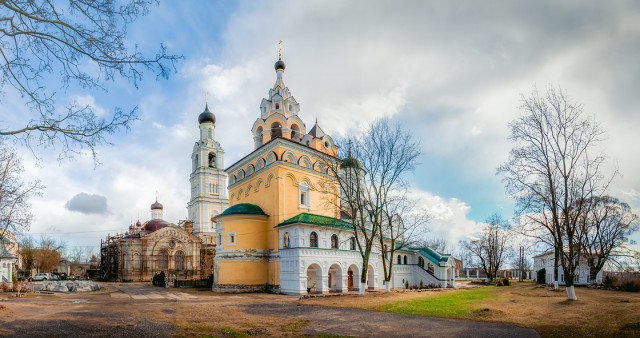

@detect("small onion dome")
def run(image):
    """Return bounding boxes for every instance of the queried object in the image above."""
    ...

[136,220,142,227]
[274,57,285,71]
[340,155,363,169]
[198,104,216,124]
[219,203,268,217]
[151,200,163,210]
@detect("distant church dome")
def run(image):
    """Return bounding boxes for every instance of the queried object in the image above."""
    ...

[274,57,285,71]
[151,200,163,210]
[198,104,216,124]
[340,155,363,170]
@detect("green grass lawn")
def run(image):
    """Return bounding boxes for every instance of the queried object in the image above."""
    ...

[376,287,498,317]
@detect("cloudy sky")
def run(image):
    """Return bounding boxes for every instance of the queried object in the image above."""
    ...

[5,1,640,255]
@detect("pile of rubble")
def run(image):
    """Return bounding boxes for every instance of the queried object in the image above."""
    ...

[31,280,100,293]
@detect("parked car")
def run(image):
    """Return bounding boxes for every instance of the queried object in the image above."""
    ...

[28,273,54,282]
[52,272,67,280]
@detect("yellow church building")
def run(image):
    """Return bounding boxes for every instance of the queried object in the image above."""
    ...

[211,55,456,294]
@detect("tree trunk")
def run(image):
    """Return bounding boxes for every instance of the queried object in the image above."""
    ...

[589,266,599,283]
[553,248,559,289]
[566,285,578,300]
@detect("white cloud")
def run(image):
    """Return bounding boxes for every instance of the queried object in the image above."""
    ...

[407,188,482,245]
[10,1,640,253]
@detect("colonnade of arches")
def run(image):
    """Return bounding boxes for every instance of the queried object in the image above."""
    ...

[305,263,375,294]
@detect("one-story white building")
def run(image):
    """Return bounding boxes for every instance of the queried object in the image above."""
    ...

[532,251,603,285]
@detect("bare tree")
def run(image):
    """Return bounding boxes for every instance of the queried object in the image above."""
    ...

[510,246,532,281]
[516,211,562,288]
[0,143,43,240]
[67,246,84,264]
[419,236,449,254]
[0,0,180,160]
[326,119,421,294]
[579,196,639,281]
[461,213,511,282]
[498,86,611,300]
[377,189,430,292]
[33,235,65,272]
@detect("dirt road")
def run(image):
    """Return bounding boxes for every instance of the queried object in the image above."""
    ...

[0,283,539,337]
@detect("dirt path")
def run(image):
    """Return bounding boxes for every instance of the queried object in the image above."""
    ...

[0,282,539,337]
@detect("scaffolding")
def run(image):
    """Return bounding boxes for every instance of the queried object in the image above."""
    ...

[100,221,210,283]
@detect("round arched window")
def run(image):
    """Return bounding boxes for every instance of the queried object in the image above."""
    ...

[331,234,339,249]
[309,232,318,248]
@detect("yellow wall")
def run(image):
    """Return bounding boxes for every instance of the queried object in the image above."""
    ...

[218,260,268,285]
[222,142,340,287]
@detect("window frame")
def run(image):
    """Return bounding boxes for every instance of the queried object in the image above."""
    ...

[228,232,237,246]
[309,231,318,248]
[331,234,339,249]
[299,183,311,209]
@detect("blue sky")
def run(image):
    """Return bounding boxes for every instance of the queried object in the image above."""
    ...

[5,1,640,256]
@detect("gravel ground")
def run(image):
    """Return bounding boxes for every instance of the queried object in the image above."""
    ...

[0,282,539,337]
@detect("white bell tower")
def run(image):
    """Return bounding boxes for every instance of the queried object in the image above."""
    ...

[187,102,229,234]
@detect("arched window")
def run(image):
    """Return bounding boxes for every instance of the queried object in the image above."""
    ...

[397,255,402,265]
[283,232,291,248]
[289,104,293,111]
[158,249,169,271]
[418,257,424,268]
[256,126,263,147]
[309,232,318,248]
[275,102,280,110]
[271,122,282,139]
[331,234,338,249]
[193,155,198,170]
[350,237,356,250]
[208,152,216,168]
[404,256,408,265]
[174,250,185,271]
[291,124,300,141]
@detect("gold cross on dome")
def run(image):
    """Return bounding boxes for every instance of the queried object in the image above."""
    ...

[205,91,208,104]
[279,40,283,58]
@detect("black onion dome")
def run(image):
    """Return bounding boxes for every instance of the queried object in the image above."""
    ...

[274,58,285,71]
[340,156,363,169]
[198,104,216,124]
[151,200,163,210]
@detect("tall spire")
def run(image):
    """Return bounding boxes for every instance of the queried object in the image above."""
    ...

[275,40,286,72]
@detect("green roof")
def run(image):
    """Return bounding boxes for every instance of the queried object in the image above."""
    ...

[276,213,353,231]
[410,246,451,266]
[219,203,268,217]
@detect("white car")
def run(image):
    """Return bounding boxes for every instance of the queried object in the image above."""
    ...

[28,273,54,282]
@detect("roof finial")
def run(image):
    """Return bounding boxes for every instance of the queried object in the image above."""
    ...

[205,91,208,105]
[155,191,158,202]
[278,39,283,59]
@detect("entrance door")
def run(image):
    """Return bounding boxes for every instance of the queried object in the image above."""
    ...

[348,270,353,290]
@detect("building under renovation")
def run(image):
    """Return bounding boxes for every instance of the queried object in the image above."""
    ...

[100,200,216,282]
[101,100,228,283]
